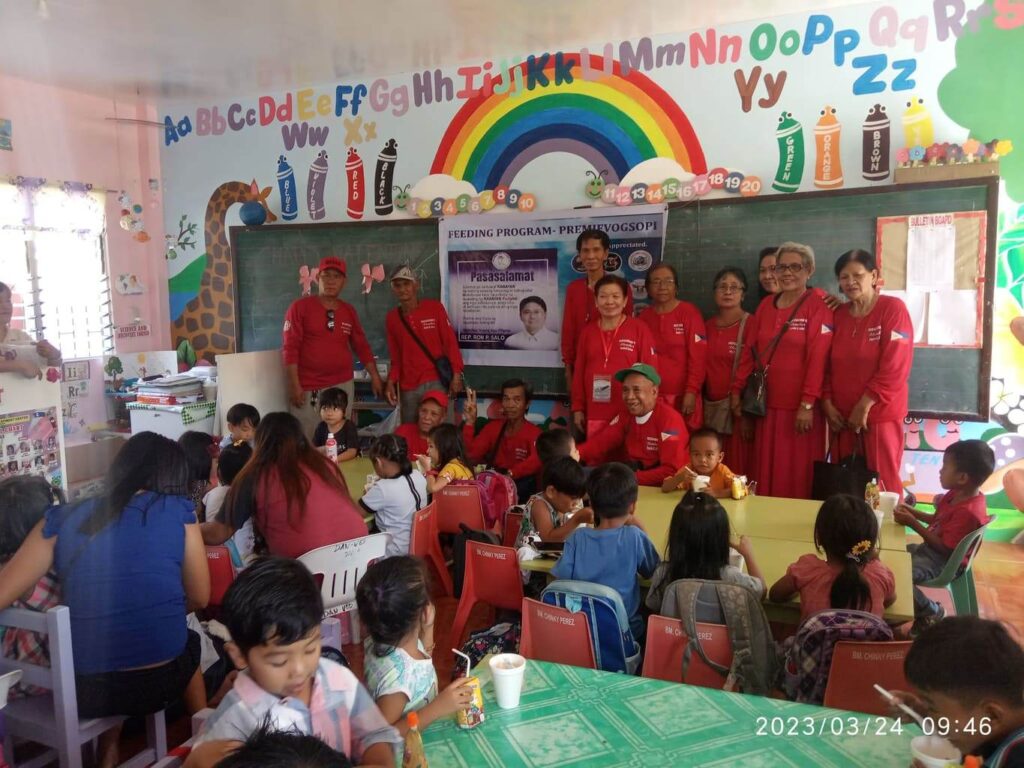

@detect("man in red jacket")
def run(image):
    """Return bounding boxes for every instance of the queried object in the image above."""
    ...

[282,256,383,439]
[384,264,464,423]
[580,363,689,486]
[461,378,541,479]
[393,390,448,459]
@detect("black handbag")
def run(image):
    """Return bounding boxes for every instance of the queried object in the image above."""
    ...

[741,291,812,418]
[811,435,877,501]
[398,308,454,389]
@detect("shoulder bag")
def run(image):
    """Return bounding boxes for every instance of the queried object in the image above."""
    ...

[741,290,812,417]
[703,314,747,435]
[398,307,454,389]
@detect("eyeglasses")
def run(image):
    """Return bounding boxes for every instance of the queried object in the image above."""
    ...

[326,309,335,332]
[715,283,744,293]
[649,279,676,287]
[772,262,804,274]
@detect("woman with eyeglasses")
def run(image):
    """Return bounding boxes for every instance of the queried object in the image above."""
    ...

[638,263,707,429]
[733,242,834,499]
[282,256,385,440]
[822,249,913,498]
[703,267,754,475]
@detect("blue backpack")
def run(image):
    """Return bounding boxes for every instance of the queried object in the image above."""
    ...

[540,580,641,674]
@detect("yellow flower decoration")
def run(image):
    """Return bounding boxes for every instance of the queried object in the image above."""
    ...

[849,540,872,558]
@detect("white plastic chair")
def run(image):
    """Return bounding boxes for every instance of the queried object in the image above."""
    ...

[297,532,391,644]
[0,606,167,768]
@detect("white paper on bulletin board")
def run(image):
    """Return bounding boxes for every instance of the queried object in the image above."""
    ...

[884,290,928,343]
[906,213,955,291]
[926,289,978,345]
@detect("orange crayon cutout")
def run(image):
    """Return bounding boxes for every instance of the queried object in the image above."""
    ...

[814,106,844,189]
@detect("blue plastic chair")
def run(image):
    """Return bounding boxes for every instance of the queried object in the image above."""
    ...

[540,580,640,674]
[918,517,992,617]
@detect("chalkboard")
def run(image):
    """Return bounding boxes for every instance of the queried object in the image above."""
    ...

[231,177,996,418]
[661,177,997,420]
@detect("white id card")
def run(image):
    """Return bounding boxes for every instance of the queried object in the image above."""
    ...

[592,374,612,402]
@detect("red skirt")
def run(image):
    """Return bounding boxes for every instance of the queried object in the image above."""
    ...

[753,406,827,499]
[723,423,756,478]
[833,420,905,500]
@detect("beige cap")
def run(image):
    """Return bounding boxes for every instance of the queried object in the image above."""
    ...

[389,264,417,283]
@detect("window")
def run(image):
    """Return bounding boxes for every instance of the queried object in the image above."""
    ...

[0,183,112,359]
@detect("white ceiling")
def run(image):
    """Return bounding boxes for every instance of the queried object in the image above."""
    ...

[0,0,872,100]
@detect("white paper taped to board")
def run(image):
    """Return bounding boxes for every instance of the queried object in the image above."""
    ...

[926,289,977,346]
[906,214,955,292]
[885,290,928,343]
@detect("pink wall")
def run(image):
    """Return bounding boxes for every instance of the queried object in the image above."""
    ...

[0,74,170,353]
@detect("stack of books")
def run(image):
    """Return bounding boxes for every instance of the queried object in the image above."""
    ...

[135,374,204,405]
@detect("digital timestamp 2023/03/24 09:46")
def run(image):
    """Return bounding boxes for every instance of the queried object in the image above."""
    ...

[754,716,993,738]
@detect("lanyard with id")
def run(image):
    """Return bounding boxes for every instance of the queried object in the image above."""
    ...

[593,319,625,403]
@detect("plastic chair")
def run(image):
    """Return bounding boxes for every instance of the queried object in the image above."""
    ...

[450,541,524,647]
[298,533,391,644]
[204,546,235,619]
[0,606,166,768]
[520,598,596,669]
[822,641,912,716]
[410,502,452,596]
[502,510,523,549]
[436,484,486,535]
[641,615,733,688]
[918,517,993,616]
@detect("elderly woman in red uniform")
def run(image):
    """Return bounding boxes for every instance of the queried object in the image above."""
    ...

[572,275,657,439]
[734,242,833,499]
[638,263,707,430]
[704,266,754,476]
[823,249,913,498]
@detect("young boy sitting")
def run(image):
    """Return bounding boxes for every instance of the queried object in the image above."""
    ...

[893,617,1024,766]
[185,558,400,768]
[894,439,994,636]
[661,428,735,497]
[220,403,260,449]
[552,462,659,639]
[313,387,360,462]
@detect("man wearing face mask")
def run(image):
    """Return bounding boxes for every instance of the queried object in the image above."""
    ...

[579,363,689,487]
[282,256,383,439]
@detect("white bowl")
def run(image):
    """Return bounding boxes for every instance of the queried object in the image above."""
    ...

[910,735,961,768]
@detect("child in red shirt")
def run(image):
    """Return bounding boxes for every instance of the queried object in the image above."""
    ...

[894,439,994,635]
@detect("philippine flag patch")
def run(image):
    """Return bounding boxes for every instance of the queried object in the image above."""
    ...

[694,333,706,343]
[890,329,910,341]
[821,323,833,334]
[660,430,679,441]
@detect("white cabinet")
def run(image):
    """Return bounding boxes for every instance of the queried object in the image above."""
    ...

[127,401,217,440]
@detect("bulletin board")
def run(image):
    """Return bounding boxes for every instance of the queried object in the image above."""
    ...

[875,210,987,348]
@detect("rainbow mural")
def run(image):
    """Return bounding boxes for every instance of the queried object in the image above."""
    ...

[432,55,707,190]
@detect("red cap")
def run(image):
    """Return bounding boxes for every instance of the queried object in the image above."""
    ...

[318,256,346,276]
[421,389,449,409]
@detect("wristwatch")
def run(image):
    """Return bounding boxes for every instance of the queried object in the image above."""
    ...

[800,402,813,411]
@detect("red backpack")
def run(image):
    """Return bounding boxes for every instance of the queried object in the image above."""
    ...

[454,470,516,528]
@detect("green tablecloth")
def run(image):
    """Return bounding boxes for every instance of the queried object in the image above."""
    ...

[421,660,917,767]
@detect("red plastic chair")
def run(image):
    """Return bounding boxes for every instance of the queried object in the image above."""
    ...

[503,510,523,549]
[520,598,596,668]
[450,541,524,646]
[436,484,486,534]
[823,641,912,716]
[410,502,453,596]
[641,614,733,688]
[205,545,235,618]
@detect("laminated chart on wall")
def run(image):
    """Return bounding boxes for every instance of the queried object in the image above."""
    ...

[876,210,986,348]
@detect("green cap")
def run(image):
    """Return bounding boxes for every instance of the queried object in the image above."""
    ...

[614,362,661,385]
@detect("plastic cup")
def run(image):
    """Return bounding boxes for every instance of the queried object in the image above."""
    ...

[489,653,526,709]
[879,491,900,518]
[910,735,961,768]
[874,509,885,535]
[692,475,711,492]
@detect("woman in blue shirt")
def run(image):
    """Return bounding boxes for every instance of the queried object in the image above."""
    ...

[0,431,210,767]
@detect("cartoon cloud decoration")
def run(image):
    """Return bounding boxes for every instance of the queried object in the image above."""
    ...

[409,174,479,202]
[619,158,694,189]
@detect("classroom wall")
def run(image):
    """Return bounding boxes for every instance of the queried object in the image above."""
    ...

[157,0,1024,530]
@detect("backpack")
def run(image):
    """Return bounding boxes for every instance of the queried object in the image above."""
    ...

[541,579,641,674]
[783,609,894,704]
[454,621,520,679]
[451,523,501,598]
[660,579,781,696]
[457,470,517,528]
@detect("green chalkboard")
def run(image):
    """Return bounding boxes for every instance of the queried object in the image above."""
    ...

[662,178,997,420]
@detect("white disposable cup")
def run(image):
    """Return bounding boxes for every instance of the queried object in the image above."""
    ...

[874,509,885,536]
[879,491,900,518]
[692,475,711,492]
[910,735,961,768]
[489,653,526,709]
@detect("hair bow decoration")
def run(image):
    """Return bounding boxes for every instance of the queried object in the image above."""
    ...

[361,263,385,294]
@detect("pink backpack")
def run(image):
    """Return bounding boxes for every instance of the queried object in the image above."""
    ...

[455,470,516,528]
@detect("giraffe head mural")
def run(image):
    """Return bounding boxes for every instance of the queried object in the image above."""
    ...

[171,180,258,359]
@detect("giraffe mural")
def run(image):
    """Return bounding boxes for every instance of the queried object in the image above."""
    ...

[171,181,258,359]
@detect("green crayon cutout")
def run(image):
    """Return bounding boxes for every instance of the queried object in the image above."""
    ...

[772,111,804,193]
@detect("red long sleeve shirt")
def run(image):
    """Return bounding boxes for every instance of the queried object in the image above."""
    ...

[384,300,464,390]
[704,315,749,402]
[462,418,541,478]
[281,297,376,390]
[571,317,658,423]
[394,423,429,458]
[735,292,834,410]
[638,301,707,400]
[579,402,689,486]
[825,295,914,423]
[561,277,634,367]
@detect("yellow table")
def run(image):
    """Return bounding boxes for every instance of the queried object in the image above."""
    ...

[339,456,374,503]
[636,487,907,553]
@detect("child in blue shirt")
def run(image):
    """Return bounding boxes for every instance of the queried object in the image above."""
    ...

[552,462,659,639]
